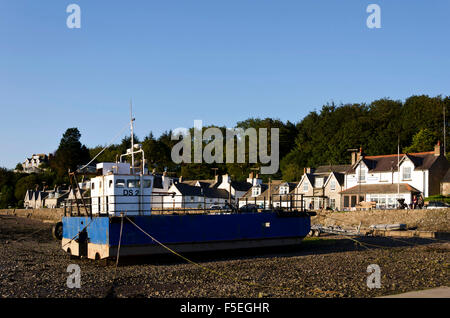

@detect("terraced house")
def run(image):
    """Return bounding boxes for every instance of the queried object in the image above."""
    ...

[295,165,348,210]
[239,180,297,208]
[294,142,449,211]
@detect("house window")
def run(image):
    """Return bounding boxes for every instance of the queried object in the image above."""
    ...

[91,182,95,190]
[303,182,309,192]
[351,196,357,207]
[403,167,411,180]
[330,179,336,191]
[358,169,366,182]
[315,178,323,188]
[343,196,349,208]
[330,199,336,209]
[280,186,288,195]
[252,187,261,197]
[109,180,113,188]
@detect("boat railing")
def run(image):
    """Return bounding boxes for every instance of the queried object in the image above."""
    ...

[63,193,313,217]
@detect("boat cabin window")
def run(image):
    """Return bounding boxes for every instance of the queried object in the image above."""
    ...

[115,179,125,188]
[109,180,113,188]
[143,180,152,188]
[91,182,95,190]
[128,180,139,188]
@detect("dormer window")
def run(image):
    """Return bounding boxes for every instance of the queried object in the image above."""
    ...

[403,167,411,180]
[315,178,323,188]
[358,169,366,182]
[279,186,289,195]
[252,186,261,197]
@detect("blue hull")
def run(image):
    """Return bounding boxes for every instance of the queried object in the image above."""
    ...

[62,212,312,259]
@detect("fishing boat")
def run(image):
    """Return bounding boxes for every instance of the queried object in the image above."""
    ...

[60,112,315,260]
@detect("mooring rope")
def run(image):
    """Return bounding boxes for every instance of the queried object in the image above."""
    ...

[112,214,124,281]
[77,122,130,172]
[123,215,313,296]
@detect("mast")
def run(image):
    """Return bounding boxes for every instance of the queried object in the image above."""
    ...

[397,135,400,207]
[444,103,446,155]
[130,99,135,174]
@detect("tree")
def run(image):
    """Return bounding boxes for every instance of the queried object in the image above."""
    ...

[51,128,90,177]
[15,163,23,171]
[0,185,14,209]
[403,128,438,153]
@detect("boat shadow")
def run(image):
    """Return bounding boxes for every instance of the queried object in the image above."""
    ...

[113,235,447,266]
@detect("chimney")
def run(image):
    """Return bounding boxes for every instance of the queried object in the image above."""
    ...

[434,140,443,157]
[254,174,262,185]
[351,152,357,165]
[356,147,362,161]
[305,167,314,174]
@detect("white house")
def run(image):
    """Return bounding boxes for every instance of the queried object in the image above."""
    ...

[162,182,230,210]
[216,173,255,201]
[151,171,177,210]
[22,154,49,173]
[341,142,449,209]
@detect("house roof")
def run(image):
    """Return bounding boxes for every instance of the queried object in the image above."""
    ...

[183,179,217,188]
[340,183,421,195]
[230,181,253,192]
[350,151,439,173]
[314,164,352,174]
[323,172,345,187]
[174,183,229,199]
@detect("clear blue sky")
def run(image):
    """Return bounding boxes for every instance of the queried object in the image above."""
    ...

[1,0,449,169]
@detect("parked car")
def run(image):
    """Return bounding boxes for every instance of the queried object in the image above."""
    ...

[209,205,222,210]
[239,204,259,212]
[425,201,450,209]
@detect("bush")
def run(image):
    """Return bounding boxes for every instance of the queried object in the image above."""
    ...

[424,195,450,204]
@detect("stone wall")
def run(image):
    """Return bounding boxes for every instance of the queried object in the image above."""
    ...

[312,208,450,232]
[0,208,64,222]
